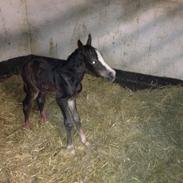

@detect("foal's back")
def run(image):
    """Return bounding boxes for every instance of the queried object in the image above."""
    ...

[21,55,67,92]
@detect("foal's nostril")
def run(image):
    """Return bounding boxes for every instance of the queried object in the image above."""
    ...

[108,71,116,82]
[109,72,113,78]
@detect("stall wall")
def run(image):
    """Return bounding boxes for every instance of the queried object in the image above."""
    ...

[1,0,183,80]
[0,0,31,60]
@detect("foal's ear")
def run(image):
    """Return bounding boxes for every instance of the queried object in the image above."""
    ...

[86,34,92,45]
[78,40,83,48]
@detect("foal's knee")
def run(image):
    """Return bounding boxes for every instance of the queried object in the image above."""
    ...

[23,103,29,112]
[64,121,73,131]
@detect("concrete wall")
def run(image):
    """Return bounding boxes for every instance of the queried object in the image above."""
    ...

[0,0,31,60]
[1,0,183,80]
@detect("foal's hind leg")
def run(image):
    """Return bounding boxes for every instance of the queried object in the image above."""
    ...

[68,98,89,146]
[36,92,47,124]
[22,85,34,128]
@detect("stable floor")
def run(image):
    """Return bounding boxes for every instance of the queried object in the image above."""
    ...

[0,75,182,183]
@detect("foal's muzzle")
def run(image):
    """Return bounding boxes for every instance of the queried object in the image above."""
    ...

[106,71,116,82]
[97,69,116,82]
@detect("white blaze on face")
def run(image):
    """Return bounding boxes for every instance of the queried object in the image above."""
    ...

[95,49,116,77]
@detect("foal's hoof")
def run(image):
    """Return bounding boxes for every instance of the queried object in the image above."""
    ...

[40,119,48,125]
[22,123,30,129]
[67,145,75,155]
[40,112,48,125]
[84,141,90,147]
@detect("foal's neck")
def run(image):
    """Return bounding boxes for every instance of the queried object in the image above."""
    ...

[66,49,85,71]
[65,49,86,80]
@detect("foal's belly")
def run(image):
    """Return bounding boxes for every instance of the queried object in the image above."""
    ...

[37,82,57,92]
[36,72,82,97]
[37,82,78,94]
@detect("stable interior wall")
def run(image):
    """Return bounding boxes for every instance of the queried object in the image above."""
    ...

[0,0,31,60]
[0,0,183,80]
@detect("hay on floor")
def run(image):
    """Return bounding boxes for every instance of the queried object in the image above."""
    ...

[0,75,182,183]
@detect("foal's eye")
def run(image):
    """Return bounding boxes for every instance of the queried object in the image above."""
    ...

[91,60,96,65]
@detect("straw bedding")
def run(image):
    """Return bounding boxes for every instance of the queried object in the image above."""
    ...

[0,75,182,183]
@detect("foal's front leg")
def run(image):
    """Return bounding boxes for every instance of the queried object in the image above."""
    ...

[68,98,89,146]
[56,96,74,151]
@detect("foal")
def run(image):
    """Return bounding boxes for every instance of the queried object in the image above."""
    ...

[21,34,116,150]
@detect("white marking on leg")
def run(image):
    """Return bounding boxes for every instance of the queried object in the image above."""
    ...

[68,99,75,111]
[95,49,116,77]
[79,129,90,146]
[80,129,86,144]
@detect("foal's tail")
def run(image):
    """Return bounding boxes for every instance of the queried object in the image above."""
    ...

[0,55,30,81]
